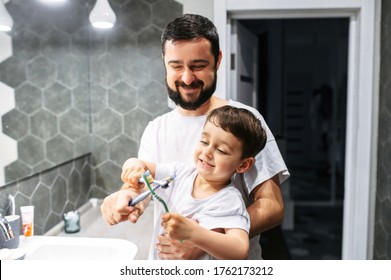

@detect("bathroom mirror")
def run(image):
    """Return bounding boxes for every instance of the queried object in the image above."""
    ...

[0,0,182,188]
[0,0,92,186]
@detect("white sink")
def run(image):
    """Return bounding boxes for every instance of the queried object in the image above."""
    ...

[21,236,137,260]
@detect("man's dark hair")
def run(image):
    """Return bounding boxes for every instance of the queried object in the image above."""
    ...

[161,14,220,65]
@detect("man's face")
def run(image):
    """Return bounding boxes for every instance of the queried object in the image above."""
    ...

[163,38,220,110]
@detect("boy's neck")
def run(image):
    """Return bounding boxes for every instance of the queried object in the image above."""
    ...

[191,174,231,199]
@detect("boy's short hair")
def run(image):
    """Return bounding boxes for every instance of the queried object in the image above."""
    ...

[206,105,267,159]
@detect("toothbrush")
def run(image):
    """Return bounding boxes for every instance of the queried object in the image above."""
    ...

[128,171,175,207]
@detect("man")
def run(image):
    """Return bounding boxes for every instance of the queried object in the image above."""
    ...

[101,14,289,260]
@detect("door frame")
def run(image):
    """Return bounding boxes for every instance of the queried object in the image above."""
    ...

[214,0,381,260]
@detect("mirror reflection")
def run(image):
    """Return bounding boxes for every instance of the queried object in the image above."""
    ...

[0,0,182,188]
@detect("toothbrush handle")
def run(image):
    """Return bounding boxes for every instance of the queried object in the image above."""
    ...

[128,190,150,206]
[128,184,160,206]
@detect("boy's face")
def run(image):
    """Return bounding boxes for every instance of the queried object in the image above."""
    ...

[194,120,246,183]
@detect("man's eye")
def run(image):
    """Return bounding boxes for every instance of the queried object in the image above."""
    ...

[192,65,206,70]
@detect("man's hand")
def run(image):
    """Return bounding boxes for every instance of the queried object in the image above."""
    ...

[100,188,145,225]
[156,234,204,260]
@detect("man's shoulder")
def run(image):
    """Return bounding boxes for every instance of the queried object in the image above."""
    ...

[147,109,177,126]
[228,100,262,118]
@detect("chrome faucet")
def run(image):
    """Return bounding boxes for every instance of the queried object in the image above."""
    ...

[0,214,15,241]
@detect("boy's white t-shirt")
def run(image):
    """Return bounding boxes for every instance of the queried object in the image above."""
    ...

[138,99,290,259]
[148,162,250,260]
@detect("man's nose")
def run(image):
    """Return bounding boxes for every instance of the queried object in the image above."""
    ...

[181,68,196,85]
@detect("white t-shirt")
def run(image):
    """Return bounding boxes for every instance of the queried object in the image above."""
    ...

[148,162,250,260]
[138,99,289,259]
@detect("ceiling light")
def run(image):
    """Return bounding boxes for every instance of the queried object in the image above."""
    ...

[89,0,116,29]
[38,0,67,3]
[0,0,13,32]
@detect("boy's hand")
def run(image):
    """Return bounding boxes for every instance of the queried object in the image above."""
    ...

[121,166,146,191]
[161,213,197,241]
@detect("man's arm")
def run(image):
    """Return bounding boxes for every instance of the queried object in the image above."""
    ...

[100,187,147,225]
[247,175,284,238]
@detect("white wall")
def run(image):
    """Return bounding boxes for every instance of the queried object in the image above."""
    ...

[174,0,214,19]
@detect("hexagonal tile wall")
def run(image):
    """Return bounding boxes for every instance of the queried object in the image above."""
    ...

[0,31,17,186]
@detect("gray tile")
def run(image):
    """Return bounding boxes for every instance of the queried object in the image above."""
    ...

[59,109,89,141]
[122,54,151,88]
[30,109,58,141]
[68,169,81,203]
[107,26,138,58]
[31,183,51,227]
[0,57,26,88]
[15,82,42,115]
[18,135,45,167]
[137,26,163,59]
[95,161,122,192]
[4,160,32,183]
[18,175,39,197]
[121,0,151,33]
[51,176,67,214]
[44,82,72,114]
[139,80,167,114]
[90,53,123,88]
[91,136,109,165]
[27,56,56,89]
[57,54,88,89]
[124,108,152,141]
[2,108,29,140]
[42,29,72,62]
[13,29,41,61]
[44,212,62,233]
[54,2,86,35]
[109,81,137,114]
[46,135,73,163]
[40,168,59,187]
[109,135,138,166]
[92,108,122,141]
[90,84,108,114]
[73,84,90,114]
[152,0,182,27]
[71,27,90,57]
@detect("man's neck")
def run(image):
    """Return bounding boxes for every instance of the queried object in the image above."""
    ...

[177,96,229,117]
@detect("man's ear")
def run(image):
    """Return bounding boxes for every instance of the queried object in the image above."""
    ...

[236,157,255,174]
[216,50,222,70]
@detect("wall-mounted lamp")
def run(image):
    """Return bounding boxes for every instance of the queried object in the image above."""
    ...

[89,0,116,29]
[0,0,13,32]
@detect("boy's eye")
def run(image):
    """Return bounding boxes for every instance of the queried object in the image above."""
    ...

[217,149,228,155]
[200,140,208,145]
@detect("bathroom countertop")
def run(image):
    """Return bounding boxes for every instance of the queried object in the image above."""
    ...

[45,198,154,260]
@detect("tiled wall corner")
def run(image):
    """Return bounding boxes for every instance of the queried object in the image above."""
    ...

[0,154,91,235]
[0,31,17,186]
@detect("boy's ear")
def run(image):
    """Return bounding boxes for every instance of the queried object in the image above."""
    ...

[236,157,255,173]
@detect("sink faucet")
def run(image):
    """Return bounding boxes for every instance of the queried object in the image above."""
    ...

[0,215,15,241]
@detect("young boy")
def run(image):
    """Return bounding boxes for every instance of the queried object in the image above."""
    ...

[121,105,267,260]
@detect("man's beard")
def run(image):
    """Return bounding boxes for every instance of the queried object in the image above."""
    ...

[167,74,217,110]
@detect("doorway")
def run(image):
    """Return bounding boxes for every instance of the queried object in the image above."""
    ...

[235,18,348,259]
[214,0,380,260]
